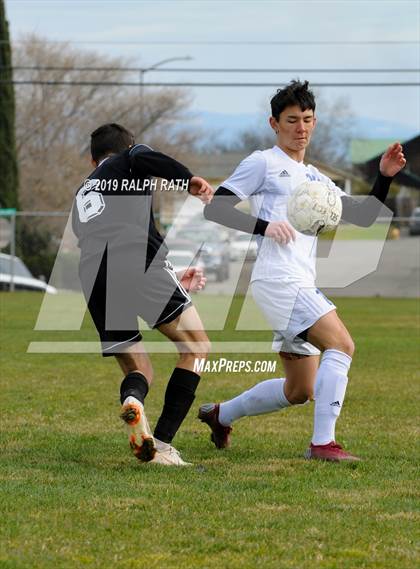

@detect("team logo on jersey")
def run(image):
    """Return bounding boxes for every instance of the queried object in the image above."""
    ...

[279,170,290,177]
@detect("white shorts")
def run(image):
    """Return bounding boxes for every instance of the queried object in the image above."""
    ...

[251,280,336,356]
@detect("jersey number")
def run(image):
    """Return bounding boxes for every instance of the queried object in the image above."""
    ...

[76,181,105,223]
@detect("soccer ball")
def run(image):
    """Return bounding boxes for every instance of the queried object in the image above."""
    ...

[287,181,342,236]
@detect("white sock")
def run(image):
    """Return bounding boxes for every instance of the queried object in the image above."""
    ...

[218,378,291,426]
[312,349,352,446]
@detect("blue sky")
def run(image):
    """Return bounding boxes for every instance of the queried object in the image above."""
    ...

[6,0,420,137]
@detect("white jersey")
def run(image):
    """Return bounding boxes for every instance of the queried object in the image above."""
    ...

[221,145,346,285]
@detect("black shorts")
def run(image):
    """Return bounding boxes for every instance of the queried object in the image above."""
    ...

[81,250,192,356]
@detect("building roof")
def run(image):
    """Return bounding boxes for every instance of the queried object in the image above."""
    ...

[351,139,396,164]
[355,134,420,189]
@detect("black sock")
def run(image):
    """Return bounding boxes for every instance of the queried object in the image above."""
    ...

[120,372,149,405]
[153,368,201,444]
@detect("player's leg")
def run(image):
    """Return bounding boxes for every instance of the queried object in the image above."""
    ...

[133,257,210,465]
[116,344,157,462]
[304,310,360,461]
[152,305,211,464]
[198,280,321,449]
[115,342,154,379]
[116,342,153,408]
[158,303,211,372]
[217,352,318,423]
[280,351,319,404]
[79,252,156,462]
[198,352,318,449]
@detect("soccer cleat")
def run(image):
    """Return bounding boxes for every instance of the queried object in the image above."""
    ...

[198,403,232,449]
[150,440,192,466]
[304,441,361,462]
[120,397,156,462]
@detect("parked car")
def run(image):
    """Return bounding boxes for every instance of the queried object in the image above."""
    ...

[0,253,57,293]
[409,207,420,236]
[167,238,200,253]
[230,232,258,261]
[174,228,230,282]
[167,249,205,275]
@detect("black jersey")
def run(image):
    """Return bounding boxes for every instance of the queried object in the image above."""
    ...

[72,144,193,267]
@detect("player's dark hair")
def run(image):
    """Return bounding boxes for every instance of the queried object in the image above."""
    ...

[270,80,316,119]
[90,123,135,163]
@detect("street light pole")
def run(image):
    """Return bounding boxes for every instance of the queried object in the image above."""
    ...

[139,55,193,135]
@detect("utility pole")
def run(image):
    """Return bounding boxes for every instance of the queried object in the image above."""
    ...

[139,56,192,134]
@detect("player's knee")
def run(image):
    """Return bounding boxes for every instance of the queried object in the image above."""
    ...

[322,334,355,357]
[292,394,309,405]
[337,336,355,357]
[193,338,212,360]
[181,336,211,360]
[286,387,312,405]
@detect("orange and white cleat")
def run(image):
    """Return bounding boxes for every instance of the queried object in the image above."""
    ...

[120,397,156,462]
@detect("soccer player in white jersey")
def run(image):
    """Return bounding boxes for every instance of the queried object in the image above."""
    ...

[198,80,406,461]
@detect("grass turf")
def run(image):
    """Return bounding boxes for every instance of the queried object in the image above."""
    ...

[0,293,419,569]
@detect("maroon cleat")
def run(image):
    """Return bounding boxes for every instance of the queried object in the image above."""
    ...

[198,403,232,449]
[304,441,361,462]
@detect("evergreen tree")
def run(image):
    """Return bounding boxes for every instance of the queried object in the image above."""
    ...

[0,0,19,209]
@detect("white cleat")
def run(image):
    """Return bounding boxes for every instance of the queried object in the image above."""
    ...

[150,439,192,466]
[120,396,156,462]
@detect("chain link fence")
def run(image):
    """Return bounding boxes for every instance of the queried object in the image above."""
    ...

[0,210,419,298]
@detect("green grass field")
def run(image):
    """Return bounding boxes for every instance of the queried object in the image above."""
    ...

[319,223,390,241]
[0,293,419,569]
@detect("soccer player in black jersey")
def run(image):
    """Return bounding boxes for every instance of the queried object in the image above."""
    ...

[72,123,213,465]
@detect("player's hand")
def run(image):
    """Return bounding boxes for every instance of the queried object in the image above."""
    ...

[178,266,207,292]
[265,221,296,244]
[189,176,214,204]
[379,143,406,177]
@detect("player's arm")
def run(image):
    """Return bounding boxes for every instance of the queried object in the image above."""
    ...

[204,187,268,234]
[341,143,406,227]
[204,151,295,244]
[204,188,295,244]
[129,145,213,203]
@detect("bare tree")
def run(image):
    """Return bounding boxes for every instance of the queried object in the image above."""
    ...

[306,94,354,166]
[14,33,197,213]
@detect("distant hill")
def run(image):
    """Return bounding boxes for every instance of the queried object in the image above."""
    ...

[352,117,418,141]
[193,110,418,146]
